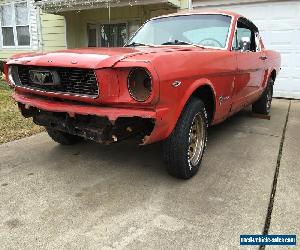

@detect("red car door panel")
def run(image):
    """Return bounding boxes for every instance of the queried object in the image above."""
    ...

[230,18,267,114]
[232,51,266,112]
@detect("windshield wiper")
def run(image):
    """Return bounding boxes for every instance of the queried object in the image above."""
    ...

[125,42,154,47]
[161,40,205,48]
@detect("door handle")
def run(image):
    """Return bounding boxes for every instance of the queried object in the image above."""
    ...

[259,56,268,61]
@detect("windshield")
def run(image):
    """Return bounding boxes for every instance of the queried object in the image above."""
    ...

[127,14,232,49]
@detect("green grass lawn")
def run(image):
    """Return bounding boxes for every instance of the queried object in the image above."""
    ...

[0,79,43,144]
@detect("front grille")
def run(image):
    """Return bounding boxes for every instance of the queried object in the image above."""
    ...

[16,65,99,97]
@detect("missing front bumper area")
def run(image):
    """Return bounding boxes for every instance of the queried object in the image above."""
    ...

[19,104,155,144]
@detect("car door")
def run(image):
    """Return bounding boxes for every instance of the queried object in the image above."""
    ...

[231,18,267,113]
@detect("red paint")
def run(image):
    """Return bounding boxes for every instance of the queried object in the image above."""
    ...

[5,11,281,144]
[12,92,157,121]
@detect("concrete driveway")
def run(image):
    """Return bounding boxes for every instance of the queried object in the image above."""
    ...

[0,99,299,250]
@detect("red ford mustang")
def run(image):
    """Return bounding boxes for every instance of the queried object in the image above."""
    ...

[4,11,281,179]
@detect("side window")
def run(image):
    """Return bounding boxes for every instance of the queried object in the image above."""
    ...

[237,27,252,45]
[233,20,257,52]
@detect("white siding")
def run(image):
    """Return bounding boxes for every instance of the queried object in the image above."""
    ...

[40,12,66,52]
[193,0,300,99]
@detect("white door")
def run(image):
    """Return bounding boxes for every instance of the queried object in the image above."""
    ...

[193,0,300,99]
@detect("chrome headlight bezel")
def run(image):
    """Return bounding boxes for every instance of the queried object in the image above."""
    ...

[127,67,152,102]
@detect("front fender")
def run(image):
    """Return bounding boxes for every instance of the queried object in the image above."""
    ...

[144,78,216,144]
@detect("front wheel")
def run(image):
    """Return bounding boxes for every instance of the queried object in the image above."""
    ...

[46,128,83,145]
[163,98,208,179]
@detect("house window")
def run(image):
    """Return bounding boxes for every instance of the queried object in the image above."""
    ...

[0,1,30,47]
[88,21,140,47]
[88,24,97,47]
[100,23,127,47]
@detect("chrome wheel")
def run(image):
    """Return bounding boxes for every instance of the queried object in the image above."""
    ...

[163,98,208,179]
[188,113,205,168]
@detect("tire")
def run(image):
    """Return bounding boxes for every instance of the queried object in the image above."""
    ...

[252,79,274,115]
[46,128,83,145]
[163,97,208,179]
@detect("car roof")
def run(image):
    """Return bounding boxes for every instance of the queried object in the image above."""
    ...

[150,10,242,20]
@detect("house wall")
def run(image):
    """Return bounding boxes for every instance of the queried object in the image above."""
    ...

[192,0,289,7]
[192,0,300,99]
[40,12,66,52]
[170,0,189,9]
[62,4,178,48]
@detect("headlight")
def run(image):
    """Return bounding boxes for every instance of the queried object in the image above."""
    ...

[8,65,20,86]
[128,68,152,102]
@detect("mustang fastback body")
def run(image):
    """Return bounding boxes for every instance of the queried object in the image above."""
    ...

[4,11,281,179]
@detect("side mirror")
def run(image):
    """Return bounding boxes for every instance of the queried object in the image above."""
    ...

[239,37,251,52]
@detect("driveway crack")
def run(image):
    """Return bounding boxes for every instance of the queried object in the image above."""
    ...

[260,100,291,250]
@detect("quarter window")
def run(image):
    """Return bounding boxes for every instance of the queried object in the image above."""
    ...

[232,19,257,52]
[0,2,30,47]
[255,33,261,51]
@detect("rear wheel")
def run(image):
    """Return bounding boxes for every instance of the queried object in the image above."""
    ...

[163,98,208,179]
[252,79,274,115]
[46,128,83,145]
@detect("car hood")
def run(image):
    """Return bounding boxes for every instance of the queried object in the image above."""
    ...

[6,46,214,69]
